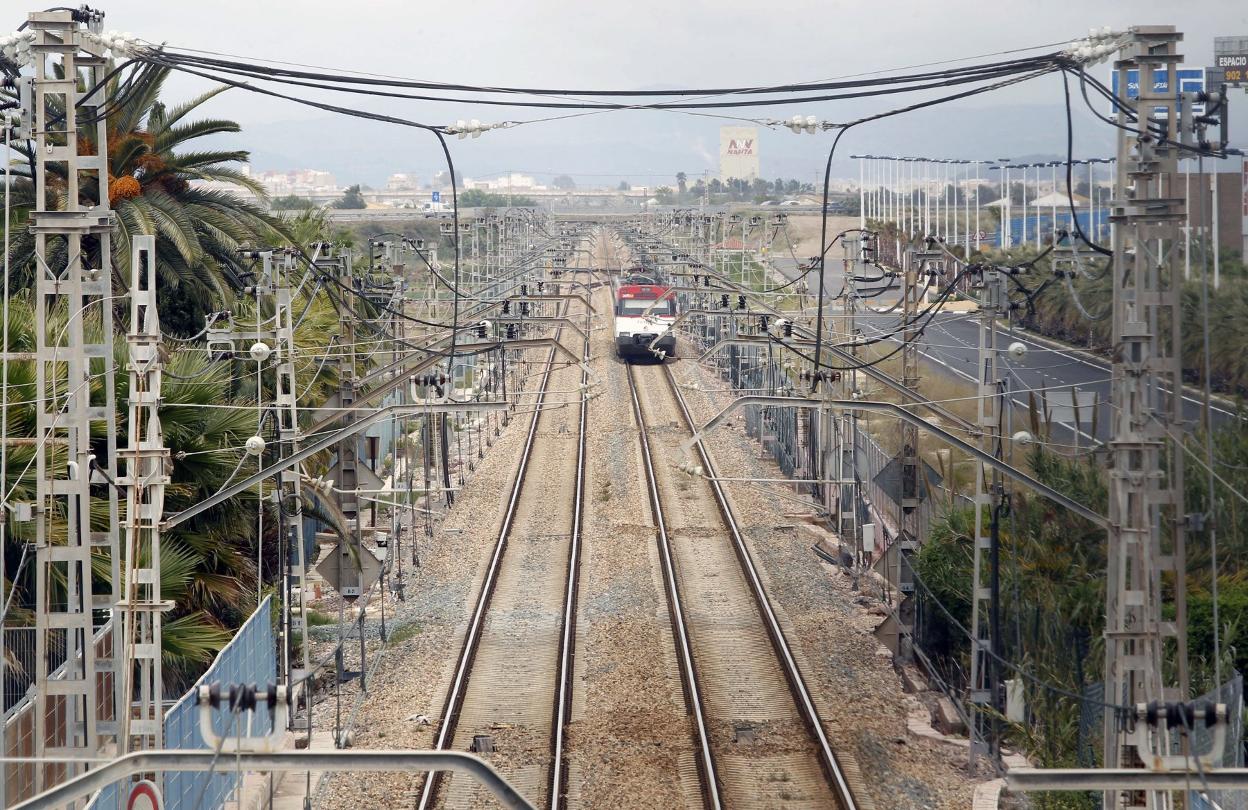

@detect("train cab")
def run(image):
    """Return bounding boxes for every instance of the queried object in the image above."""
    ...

[615,276,677,361]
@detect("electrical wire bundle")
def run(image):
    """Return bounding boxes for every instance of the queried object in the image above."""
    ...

[21,24,1180,388]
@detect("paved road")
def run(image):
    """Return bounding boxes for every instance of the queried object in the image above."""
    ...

[765,254,1240,448]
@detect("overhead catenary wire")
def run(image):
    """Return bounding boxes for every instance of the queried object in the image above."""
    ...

[144,45,1064,104]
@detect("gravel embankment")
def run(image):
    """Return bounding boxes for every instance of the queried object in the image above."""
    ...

[668,346,977,810]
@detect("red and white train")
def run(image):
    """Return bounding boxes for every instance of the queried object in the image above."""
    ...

[614,275,677,361]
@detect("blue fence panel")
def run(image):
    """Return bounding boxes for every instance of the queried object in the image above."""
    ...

[90,597,276,810]
[998,211,1109,248]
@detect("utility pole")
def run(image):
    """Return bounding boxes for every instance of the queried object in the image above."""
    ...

[968,264,1008,767]
[1103,27,1190,810]
[116,236,171,764]
[24,9,122,788]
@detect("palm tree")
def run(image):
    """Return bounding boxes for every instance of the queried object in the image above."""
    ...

[4,62,288,335]
[0,298,247,687]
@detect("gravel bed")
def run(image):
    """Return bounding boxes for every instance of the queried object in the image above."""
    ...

[563,235,696,809]
[668,344,978,810]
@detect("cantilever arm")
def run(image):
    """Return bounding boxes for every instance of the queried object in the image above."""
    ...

[640,309,806,354]
[487,316,589,344]
[518,293,596,312]
[308,338,596,436]
[679,394,1107,528]
[164,400,510,531]
[697,334,816,362]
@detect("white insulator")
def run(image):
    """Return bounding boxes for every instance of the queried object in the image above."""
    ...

[1012,430,1034,446]
[245,436,266,456]
[249,341,272,362]
[1007,341,1027,360]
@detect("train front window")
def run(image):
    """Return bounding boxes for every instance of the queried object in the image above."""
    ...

[617,298,675,316]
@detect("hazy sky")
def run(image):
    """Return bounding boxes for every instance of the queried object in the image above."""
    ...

[10,1,1247,182]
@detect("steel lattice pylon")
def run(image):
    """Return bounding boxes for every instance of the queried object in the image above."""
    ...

[1103,26,1190,810]
[267,251,312,714]
[26,9,122,788]
[116,236,171,760]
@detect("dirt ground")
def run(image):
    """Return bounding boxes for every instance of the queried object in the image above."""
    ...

[775,213,861,257]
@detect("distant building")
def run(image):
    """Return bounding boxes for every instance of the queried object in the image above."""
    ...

[386,173,419,191]
[463,173,537,191]
[719,126,759,182]
[253,168,340,197]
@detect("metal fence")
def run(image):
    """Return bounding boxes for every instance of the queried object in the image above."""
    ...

[89,596,276,810]
[1190,673,1245,810]
[1078,674,1245,810]
[3,623,116,807]
[3,627,36,712]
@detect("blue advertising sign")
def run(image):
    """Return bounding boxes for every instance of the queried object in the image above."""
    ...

[1110,68,1206,115]
[432,190,441,203]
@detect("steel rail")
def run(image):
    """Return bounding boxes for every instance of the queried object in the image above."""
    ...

[416,295,588,810]
[626,364,724,810]
[549,293,590,808]
[659,364,861,810]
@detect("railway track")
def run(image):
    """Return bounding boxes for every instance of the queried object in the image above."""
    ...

[417,287,590,810]
[627,360,861,810]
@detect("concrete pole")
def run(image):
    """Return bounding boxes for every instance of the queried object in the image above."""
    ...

[1051,163,1058,241]
[858,158,865,230]
[1002,166,1010,249]
[975,163,982,251]
[1184,159,1192,280]
[1021,165,1028,248]
[1212,167,1221,289]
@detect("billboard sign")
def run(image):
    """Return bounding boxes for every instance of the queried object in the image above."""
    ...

[719,126,760,182]
[1110,68,1206,115]
[1215,36,1248,86]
